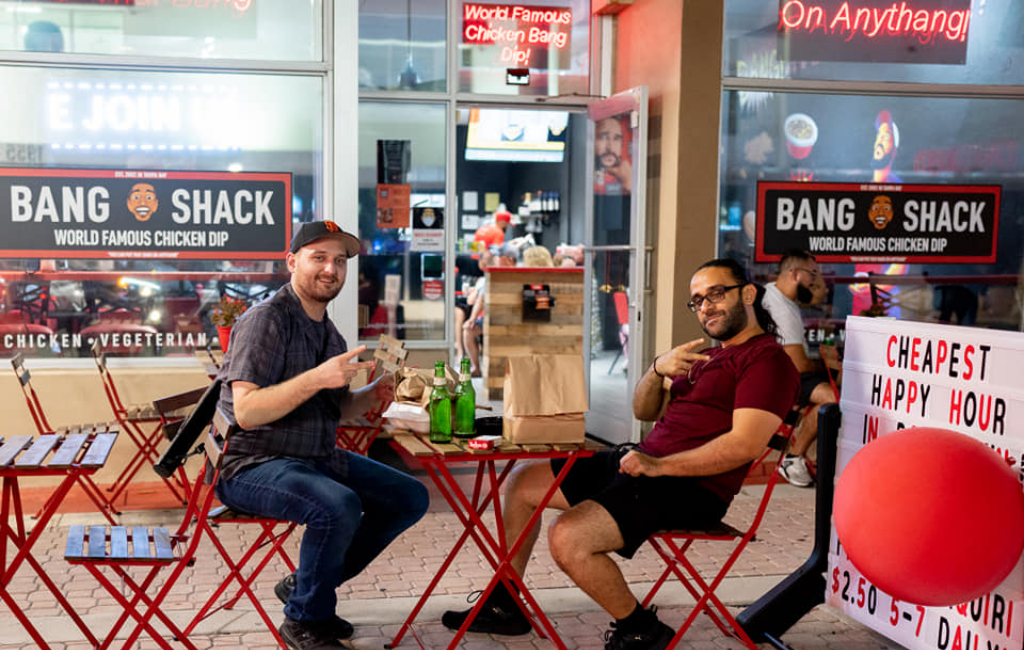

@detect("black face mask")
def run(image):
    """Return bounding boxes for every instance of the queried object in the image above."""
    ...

[796,283,814,304]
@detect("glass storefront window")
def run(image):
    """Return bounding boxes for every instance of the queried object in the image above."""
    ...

[725,0,1024,85]
[357,101,447,343]
[719,90,1024,336]
[0,0,323,61]
[0,65,323,359]
[359,0,446,92]
[457,0,590,96]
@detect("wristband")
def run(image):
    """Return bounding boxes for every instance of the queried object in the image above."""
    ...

[652,357,665,379]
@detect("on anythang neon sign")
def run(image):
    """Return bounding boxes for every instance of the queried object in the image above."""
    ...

[777,0,971,64]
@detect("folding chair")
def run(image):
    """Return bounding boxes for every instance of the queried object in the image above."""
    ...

[818,343,842,402]
[335,333,407,454]
[10,352,119,522]
[641,425,793,650]
[179,410,297,647]
[90,339,189,506]
[65,381,296,650]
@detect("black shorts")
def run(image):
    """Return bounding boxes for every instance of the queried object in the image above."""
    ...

[799,371,832,405]
[455,296,471,318]
[550,449,729,558]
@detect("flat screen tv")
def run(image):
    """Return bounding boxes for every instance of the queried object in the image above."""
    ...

[465,108,568,163]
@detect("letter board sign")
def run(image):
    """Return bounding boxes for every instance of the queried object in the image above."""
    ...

[829,316,1024,649]
[0,168,291,259]
[756,181,999,264]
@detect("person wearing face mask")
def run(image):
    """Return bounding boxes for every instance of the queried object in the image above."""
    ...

[761,249,836,488]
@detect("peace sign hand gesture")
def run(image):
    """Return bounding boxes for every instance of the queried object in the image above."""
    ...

[318,345,376,389]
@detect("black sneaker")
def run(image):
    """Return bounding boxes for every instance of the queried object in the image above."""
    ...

[441,591,532,636]
[275,574,354,640]
[275,574,297,604]
[603,612,675,650]
[279,617,346,650]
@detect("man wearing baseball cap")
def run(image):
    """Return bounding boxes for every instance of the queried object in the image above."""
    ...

[473,208,513,249]
[214,221,429,650]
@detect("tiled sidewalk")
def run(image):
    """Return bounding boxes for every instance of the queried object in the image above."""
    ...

[0,475,902,649]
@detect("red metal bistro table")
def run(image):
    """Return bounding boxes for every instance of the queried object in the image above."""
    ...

[386,433,597,650]
[0,426,119,649]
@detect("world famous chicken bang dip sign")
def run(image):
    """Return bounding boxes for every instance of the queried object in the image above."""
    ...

[0,168,291,259]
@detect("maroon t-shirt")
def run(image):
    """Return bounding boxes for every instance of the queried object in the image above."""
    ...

[638,333,799,503]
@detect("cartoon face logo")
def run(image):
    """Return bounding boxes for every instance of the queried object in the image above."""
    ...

[868,195,894,230]
[126,183,158,222]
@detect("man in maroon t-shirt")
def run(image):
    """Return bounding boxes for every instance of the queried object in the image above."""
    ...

[442,258,799,650]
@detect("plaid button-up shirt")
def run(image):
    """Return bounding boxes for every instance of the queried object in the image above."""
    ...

[217,283,348,473]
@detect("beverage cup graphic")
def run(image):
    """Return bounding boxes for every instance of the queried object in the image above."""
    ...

[784,113,818,160]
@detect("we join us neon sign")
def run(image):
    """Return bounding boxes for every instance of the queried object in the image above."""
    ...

[777,0,972,64]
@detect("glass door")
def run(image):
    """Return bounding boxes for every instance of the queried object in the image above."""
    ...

[583,87,648,445]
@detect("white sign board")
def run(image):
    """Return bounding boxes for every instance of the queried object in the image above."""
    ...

[410,230,444,252]
[828,316,1024,650]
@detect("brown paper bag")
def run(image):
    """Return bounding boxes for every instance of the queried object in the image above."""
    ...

[503,355,589,444]
[393,365,458,408]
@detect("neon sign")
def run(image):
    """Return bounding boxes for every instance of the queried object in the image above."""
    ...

[777,0,971,64]
[462,3,572,70]
[45,81,243,151]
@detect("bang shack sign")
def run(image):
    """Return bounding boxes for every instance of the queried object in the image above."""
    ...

[0,168,291,259]
[756,181,999,263]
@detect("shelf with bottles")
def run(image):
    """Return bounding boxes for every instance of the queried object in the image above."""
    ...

[520,190,562,217]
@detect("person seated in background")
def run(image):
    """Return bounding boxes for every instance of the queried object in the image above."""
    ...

[453,253,484,358]
[522,244,554,268]
[454,249,492,370]
[761,249,837,488]
[474,209,513,250]
[555,243,585,268]
[463,244,518,376]
[441,258,798,650]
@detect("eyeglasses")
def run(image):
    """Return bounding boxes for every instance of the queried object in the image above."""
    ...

[687,284,745,313]
[796,268,820,280]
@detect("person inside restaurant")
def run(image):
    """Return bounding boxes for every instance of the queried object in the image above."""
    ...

[762,250,837,488]
[473,208,513,249]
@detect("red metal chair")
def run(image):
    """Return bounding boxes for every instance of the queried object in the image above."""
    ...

[10,352,118,521]
[641,419,795,650]
[65,381,295,650]
[89,340,189,507]
[335,334,407,454]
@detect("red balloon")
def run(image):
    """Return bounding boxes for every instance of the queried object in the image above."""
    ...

[835,427,1024,606]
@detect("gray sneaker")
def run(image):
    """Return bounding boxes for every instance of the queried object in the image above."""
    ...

[778,454,814,487]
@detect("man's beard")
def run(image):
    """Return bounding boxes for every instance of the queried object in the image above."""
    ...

[796,283,814,304]
[871,147,895,170]
[700,299,748,341]
[298,273,342,303]
[596,152,620,171]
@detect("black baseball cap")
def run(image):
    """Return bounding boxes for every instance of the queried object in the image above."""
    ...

[289,221,361,257]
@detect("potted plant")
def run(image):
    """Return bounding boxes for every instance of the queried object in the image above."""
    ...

[211,296,248,353]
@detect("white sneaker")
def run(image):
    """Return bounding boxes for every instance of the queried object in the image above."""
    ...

[778,454,813,487]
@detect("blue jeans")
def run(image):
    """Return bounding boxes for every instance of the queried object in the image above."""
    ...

[215,448,429,622]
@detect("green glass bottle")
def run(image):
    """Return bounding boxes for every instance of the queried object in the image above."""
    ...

[428,360,452,443]
[453,358,476,438]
